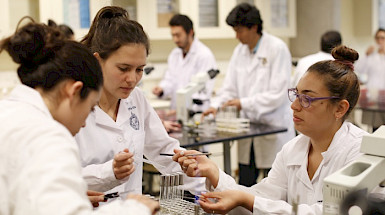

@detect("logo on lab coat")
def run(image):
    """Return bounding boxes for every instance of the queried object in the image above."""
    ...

[129,112,139,130]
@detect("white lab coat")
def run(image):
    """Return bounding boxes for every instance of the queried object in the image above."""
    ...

[207,122,366,215]
[210,32,295,168]
[75,87,205,194]
[159,38,217,111]
[0,85,151,215]
[354,52,385,89]
[291,51,334,87]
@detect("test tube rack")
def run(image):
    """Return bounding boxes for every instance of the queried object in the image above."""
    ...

[215,117,250,133]
[159,173,208,215]
[159,199,207,215]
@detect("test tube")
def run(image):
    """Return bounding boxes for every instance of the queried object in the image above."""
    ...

[159,175,166,203]
[169,174,175,200]
[173,173,180,199]
[166,174,174,200]
[178,172,185,200]
[194,204,200,215]
[164,174,170,202]
[230,106,237,118]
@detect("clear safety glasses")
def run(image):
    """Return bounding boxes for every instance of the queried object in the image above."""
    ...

[288,88,340,108]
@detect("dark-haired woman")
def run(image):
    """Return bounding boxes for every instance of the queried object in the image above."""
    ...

[75,6,204,198]
[48,19,75,40]
[173,45,367,215]
[0,19,158,214]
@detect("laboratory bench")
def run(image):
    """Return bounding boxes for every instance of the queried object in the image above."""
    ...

[169,123,287,175]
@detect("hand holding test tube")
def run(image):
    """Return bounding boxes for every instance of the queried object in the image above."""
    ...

[113,148,135,180]
[172,149,220,188]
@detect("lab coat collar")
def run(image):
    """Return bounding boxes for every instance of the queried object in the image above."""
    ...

[255,33,267,58]
[176,37,199,58]
[93,106,120,130]
[239,33,268,57]
[189,38,199,55]
[94,98,132,129]
[320,121,349,164]
[289,122,350,190]
[6,84,52,119]
[286,121,350,167]
[116,99,132,127]
[286,135,311,166]
[296,154,314,190]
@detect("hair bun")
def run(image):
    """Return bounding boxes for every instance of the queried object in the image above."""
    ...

[48,19,58,27]
[6,22,63,71]
[332,45,359,63]
[100,6,128,19]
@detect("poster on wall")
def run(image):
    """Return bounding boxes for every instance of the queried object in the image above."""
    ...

[63,0,90,29]
[380,0,385,29]
[270,0,288,28]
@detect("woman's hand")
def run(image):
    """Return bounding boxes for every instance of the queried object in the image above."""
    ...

[222,99,242,111]
[198,190,254,214]
[172,149,219,187]
[202,107,218,119]
[87,190,105,207]
[113,148,135,180]
[162,120,181,133]
[126,194,160,215]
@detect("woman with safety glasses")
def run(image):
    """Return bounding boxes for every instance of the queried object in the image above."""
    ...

[172,45,368,215]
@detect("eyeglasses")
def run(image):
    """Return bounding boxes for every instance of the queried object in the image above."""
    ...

[288,88,340,108]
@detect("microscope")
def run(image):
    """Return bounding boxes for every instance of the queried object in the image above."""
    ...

[323,125,385,215]
[176,69,219,126]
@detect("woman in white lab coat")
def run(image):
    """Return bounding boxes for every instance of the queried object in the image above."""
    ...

[0,19,158,214]
[174,45,367,215]
[354,28,385,89]
[75,6,204,196]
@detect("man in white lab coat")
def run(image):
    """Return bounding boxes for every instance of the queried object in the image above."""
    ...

[152,14,217,131]
[202,3,295,186]
[291,30,342,87]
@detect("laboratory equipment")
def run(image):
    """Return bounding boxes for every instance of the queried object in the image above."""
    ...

[323,125,385,215]
[215,106,250,133]
[340,189,385,215]
[160,152,212,157]
[176,69,220,126]
[144,66,154,75]
[159,173,207,215]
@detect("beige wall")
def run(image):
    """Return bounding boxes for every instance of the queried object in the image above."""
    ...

[289,0,341,57]
[340,0,376,55]
[148,38,238,63]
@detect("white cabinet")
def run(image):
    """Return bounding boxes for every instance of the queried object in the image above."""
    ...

[137,0,237,40]
[1,0,297,40]
[137,0,297,39]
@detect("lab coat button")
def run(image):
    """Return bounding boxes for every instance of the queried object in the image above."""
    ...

[117,136,123,142]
